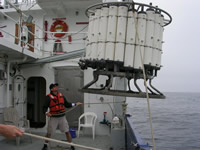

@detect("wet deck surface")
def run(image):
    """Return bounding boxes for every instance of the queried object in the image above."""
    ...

[0,132,112,150]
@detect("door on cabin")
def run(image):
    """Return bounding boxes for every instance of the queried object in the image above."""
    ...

[27,77,46,128]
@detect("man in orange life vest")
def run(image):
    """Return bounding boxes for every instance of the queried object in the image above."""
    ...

[42,83,82,150]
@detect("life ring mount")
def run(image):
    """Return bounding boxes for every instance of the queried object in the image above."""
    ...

[50,20,68,38]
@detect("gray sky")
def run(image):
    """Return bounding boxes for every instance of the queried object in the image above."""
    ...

[137,0,200,93]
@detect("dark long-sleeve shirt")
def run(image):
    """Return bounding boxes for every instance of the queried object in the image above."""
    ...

[43,92,73,117]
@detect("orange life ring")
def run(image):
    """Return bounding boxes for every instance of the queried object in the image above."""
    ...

[50,20,68,38]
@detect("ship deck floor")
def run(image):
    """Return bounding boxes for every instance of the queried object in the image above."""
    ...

[0,131,112,150]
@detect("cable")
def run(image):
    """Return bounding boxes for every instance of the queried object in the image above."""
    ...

[51,102,124,117]
[132,6,156,150]
[70,25,88,37]
[23,132,101,150]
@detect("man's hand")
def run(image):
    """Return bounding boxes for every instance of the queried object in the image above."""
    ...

[0,124,24,139]
[46,112,52,117]
[76,102,83,106]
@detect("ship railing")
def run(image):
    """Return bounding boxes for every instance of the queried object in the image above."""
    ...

[0,10,44,56]
[0,11,87,57]
[44,31,87,56]
[2,0,37,9]
[0,1,88,58]
[0,27,43,57]
[125,115,151,150]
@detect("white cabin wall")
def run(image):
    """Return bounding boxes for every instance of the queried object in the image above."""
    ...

[20,64,54,130]
[1,9,45,57]
[0,62,6,123]
[84,69,113,135]
[0,13,18,43]
[0,62,24,109]
[1,8,88,59]
[20,62,81,132]
[27,10,46,56]
[22,64,55,97]
[84,69,127,136]
[17,10,46,57]
[43,8,87,55]
[84,94,113,136]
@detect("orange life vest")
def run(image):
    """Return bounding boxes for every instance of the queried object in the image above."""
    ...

[48,93,65,114]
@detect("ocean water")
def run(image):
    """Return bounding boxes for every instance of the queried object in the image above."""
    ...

[127,92,200,150]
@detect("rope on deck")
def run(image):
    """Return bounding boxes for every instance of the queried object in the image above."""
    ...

[24,132,101,150]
